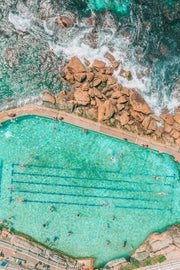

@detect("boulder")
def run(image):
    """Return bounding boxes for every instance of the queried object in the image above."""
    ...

[155,126,164,137]
[95,72,107,82]
[86,108,98,120]
[57,13,76,28]
[104,52,120,69]
[130,89,153,114]
[93,77,102,87]
[148,232,172,253]
[86,72,94,82]
[121,87,130,96]
[173,122,180,132]
[117,96,128,104]
[161,114,174,125]
[95,97,104,108]
[91,99,96,106]
[82,82,89,91]
[98,100,115,122]
[148,119,157,131]
[74,72,86,82]
[64,72,75,84]
[74,89,90,105]
[170,129,180,139]
[162,133,174,144]
[164,123,172,133]
[130,109,144,122]
[83,32,99,49]
[42,92,56,104]
[142,116,151,130]
[113,84,122,92]
[84,58,90,66]
[176,138,180,147]
[174,114,180,125]
[89,88,95,98]
[92,59,106,70]
[107,75,117,85]
[93,88,104,99]
[66,56,86,73]
[106,67,113,75]
[111,91,122,99]
[57,90,67,102]
[99,68,106,74]
[119,111,130,125]
[57,100,74,112]
[125,71,133,81]
[116,104,125,112]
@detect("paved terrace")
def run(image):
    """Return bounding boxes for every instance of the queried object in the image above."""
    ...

[0,105,180,163]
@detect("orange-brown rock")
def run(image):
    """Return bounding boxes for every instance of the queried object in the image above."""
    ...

[162,133,174,144]
[170,129,180,139]
[57,14,76,28]
[121,87,130,96]
[164,123,172,133]
[155,126,164,137]
[74,72,86,82]
[91,99,96,106]
[130,89,153,114]
[98,100,115,122]
[86,108,98,120]
[106,67,113,75]
[116,103,125,112]
[111,91,122,99]
[130,109,144,122]
[84,58,90,66]
[82,82,89,91]
[57,100,74,112]
[142,116,151,130]
[66,90,75,101]
[125,71,133,81]
[107,75,117,85]
[176,138,180,147]
[95,97,104,108]
[119,111,130,126]
[95,72,107,83]
[117,96,128,104]
[66,56,86,73]
[74,89,90,105]
[93,88,104,99]
[113,61,120,69]
[112,84,122,92]
[89,88,95,98]
[148,119,157,131]
[65,72,75,84]
[161,114,174,125]
[86,72,94,82]
[99,68,106,74]
[57,90,67,102]
[173,122,180,132]
[42,92,56,104]
[104,52,120,69]
[92,59,106,70]
[93,77,102,87]
[152,115,161,122]
[174,114,180,125]
[86,67,93,72]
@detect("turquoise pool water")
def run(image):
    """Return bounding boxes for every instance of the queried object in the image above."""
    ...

[0,116,179,267]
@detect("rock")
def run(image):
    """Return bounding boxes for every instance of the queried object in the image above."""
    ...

[96,72,107,83]
[155,126,164,137]
[91,99,96,106]
[162,133,174,144]
[99,68,106,74]
[130,89,153,114]
[93,88,104,99]
[176,138,180,147]
[82,82,89,91]
[117,96,128,104]
[85,17,96,27]
[42,92,56,104]
[92,59,106,70]
[84,58,90,66]
[174,114,180,125]
[86,108,98,120]
[104,52,120,69]
[93,77,102,87]
[87,72,94,82]
[57,90,67,101]
[130,109,144,122]
[170,129,180,139]
[74,89,90,106]
[121,87,130,96]
[57,100,74,112]
[161,114,174,125]
[74,73,86,82]
[164,123,173,133]
[107,75,117,85]
[116,104,125,112]
[89,88,95,98]
[66,90,75,101]
[95,97,104,108]
[132,251,149,261]
[104,258,127,269]
[173,122,180,132]
[148,232,172,253]
[119,111,130,125]
[83,32,99,49]
[111,91,122,99]
[98,100,115,122]
[142,116,151,130]
[66,56,86,73]
[57,13,76,28]
[106,67,114,75]
[113,84,122,92]
[148,119,157,131]
[125,71,133,81]
[152,115,161,122]
[64,72,75,84]
[167,225,180,248]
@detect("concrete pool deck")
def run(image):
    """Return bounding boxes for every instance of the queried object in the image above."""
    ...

[0,105,180,163]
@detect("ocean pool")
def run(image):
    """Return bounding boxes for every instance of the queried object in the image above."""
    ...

[0,115,179,267]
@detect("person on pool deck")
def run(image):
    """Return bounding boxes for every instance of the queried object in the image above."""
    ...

[151,175,161,180]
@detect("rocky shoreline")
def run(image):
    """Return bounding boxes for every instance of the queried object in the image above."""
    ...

[42,55,180,149]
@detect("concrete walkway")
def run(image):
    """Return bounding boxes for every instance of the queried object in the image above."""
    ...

[0,105,180,163]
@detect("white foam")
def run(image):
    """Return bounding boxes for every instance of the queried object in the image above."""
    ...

[5,131,12,138]
[8,12,33,31]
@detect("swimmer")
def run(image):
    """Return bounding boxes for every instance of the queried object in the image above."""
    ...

[9,215,13,220]
[119,152,124,160]
[67,231,72,236]
[44,239,48,243]
[110,156,114,161]
[8,187,15,190]
[5,222,9,227]
[53,124,58,130]
[156,192,168,195]
[101,202,113,207]
[83,128,88,134]
[112,216,117,222]
[151,175,161,180]
[42,222,48,228]
[106,240,110,245]
[53,237,58,242]
[0,220,4,225]
[49,243,55,247]
[49,206,54,212]
[106,224,109,230]
[77,213,83,218]
[15,198,24,203]
[131,245,134,250]
[123,241,127,248]
[19,164,27,168]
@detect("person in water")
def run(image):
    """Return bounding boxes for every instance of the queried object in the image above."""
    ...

[151,175,161,180]
[123,241,128,248]
[49,206,54,212]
